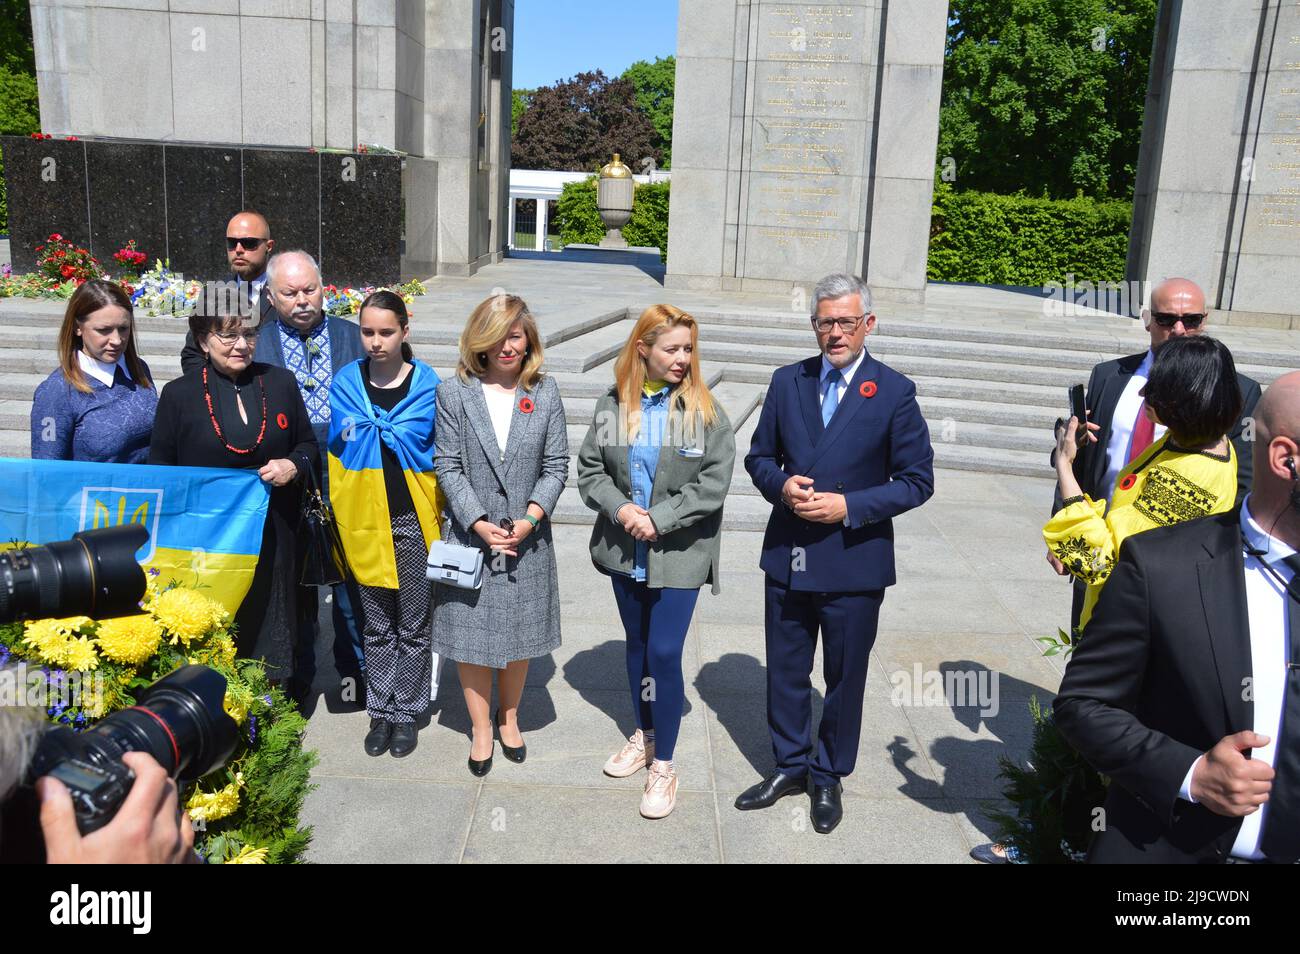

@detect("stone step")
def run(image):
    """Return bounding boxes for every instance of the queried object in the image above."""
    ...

[698,340,1288,388]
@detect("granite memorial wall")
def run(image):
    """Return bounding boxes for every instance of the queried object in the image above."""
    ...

[2,136,419,287]
[665,0,949,300]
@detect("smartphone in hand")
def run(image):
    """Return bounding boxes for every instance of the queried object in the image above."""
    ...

[1069,384,1087,441]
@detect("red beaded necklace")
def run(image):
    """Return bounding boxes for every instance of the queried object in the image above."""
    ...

[203,365,268,455]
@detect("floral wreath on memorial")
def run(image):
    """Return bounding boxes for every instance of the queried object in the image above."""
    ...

[0,567,318,864]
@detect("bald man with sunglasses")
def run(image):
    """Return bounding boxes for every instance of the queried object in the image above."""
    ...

[180,211,277,374]
[1047,278,1262,621]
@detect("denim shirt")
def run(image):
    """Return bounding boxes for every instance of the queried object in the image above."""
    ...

[627,385,671,580]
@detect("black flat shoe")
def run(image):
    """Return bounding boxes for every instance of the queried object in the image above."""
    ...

[364,718,392,757]
[389,722,418,758]
[468,738,494,778]
[734,771,808,811]
[810,782,843,834]
[494,709,526,764]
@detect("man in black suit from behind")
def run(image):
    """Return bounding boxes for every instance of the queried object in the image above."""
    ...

[1055,372,1300,863]
[180,210,277,373]
[1049,278,1263,626]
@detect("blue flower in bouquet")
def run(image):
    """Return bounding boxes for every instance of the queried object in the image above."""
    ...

[248,714,258,744]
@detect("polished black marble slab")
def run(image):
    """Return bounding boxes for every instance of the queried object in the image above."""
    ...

[242,148,320,264]
[165,145,243,283]
[320,153,401,286]
[2,136,91,273]
[86,141,166,275]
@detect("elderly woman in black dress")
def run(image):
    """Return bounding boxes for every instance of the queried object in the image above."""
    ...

[148,300,318,684]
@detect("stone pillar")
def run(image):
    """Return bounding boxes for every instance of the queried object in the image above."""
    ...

[1128,0,1300,320]
[507,197,517,249]
[535,198,547,252]
[665,0,947,301]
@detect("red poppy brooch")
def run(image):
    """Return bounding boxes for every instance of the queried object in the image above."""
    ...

[276,412,289,430]
[860,381,878,399]
[1119,474,1137,492]
[519,397,535,414]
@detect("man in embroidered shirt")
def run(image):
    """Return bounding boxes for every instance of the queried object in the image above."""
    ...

[261,250,367,708]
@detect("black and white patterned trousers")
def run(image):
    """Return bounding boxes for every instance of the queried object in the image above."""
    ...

[358,509,432,723]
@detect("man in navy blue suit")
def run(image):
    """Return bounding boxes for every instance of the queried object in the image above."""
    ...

[738,273,935,833]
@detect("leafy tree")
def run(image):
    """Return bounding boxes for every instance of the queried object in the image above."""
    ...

[621,55,674,169]
[511,70,660,173]
[511,88,533,138]
[939,0,1157,199]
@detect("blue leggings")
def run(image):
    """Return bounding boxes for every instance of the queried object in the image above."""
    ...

[610,575,699,762]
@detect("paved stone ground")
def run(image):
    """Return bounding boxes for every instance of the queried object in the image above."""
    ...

[298,467,1069,864]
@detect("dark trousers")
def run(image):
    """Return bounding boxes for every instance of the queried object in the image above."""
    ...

[610,575,699,762]
[293,577,366,696]
[764,577,883,788]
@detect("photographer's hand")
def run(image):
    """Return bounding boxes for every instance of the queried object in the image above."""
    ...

[38,751,199,864]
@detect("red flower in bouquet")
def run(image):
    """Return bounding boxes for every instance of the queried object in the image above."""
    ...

[60,264,75,278]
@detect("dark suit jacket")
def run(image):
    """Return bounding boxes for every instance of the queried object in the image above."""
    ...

[180,276,278,374]
[1053,509,1262,863]
[745,351,934,592]
[1055,352,1262,512]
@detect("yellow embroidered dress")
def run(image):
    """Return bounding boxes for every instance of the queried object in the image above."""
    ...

[1044,435,1237,629]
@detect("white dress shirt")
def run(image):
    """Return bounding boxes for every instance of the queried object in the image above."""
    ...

[1102,350,1167,506]
[483,385,515,454]
[76,349,132,388]
[1177,495,1292,860]
[818,349,865,413]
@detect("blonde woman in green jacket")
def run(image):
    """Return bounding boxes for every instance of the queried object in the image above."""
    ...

[577,304,735,820]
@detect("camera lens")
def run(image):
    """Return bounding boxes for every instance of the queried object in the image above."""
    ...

[88,666,239,783]
[0,524,148,624]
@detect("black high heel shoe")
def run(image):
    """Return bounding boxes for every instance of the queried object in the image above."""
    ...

[468,734,494,778]
[494,709,527,764]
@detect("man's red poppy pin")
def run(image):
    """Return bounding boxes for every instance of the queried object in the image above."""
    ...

[1119,474,1137,491]
[519,397,535,414]
[277,413,289,430]
[860,381,878,398]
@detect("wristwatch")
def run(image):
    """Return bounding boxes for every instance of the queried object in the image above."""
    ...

[523,513,541,528]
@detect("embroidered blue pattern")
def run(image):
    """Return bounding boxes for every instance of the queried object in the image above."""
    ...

[278,319,333,424]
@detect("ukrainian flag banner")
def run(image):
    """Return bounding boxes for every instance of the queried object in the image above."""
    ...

[0,458,270,614]
[328,358,443,588]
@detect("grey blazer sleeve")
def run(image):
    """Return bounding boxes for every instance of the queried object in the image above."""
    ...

[528,376,569,517]
[647,406,736,536]
[434,380,489,530]
[577,393,633,521]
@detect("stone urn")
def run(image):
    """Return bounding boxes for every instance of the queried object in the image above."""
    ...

[597,154,634,248]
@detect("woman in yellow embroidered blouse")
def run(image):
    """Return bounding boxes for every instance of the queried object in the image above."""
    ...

[1045,335,1243,631]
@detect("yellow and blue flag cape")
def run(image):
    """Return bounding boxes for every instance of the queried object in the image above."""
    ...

[0,458,270,614]
[328,359,443,587]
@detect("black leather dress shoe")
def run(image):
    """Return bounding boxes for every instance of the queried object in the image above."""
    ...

[389,722,418,758]
[734,771,808,811]
[468,739,494,778]
[364,718,392,757]
[494,709,526,763]
[810,782,843,834]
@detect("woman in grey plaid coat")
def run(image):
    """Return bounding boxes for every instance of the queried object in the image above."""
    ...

[432,294,569,777]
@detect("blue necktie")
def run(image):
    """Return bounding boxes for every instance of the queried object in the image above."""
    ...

[821,369,842,427]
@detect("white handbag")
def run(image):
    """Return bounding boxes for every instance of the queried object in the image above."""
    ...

[426,538,484,589]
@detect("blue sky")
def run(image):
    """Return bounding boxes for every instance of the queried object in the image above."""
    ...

[512,0,679,89]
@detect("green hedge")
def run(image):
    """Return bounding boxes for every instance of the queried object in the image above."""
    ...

[554,177,671,262]
[927,184,1131,285]
[556,179,1129,284]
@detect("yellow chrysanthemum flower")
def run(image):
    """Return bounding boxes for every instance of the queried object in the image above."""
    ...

[223,682,253,725]
[151,589,222,645]
[95,614,164,666]
[227,845,268,865]
[185,780,240,822]
[60,634,100,672]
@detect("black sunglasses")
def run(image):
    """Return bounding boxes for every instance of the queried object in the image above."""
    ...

[226,236,267,251]
[1150,311,1205,329]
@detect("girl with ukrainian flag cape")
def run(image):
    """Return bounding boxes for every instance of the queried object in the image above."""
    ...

[327,291,443,757]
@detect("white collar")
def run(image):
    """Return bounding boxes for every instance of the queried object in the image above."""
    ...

[76,349,131,388]
[1241,494,1298,569]
[820,348,866,384]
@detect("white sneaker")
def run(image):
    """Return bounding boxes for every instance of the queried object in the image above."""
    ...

[603,729,654,778]
[640,759,678,819]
